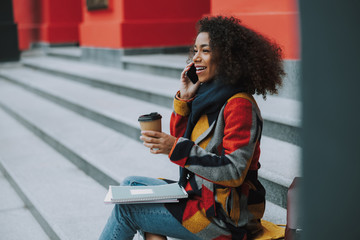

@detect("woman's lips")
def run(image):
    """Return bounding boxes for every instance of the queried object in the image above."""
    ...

[196,66,206,74]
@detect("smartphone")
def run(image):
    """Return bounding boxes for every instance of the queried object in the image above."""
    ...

[186,64,198,84]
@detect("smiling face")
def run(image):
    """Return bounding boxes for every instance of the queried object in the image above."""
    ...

[193,32,217,83]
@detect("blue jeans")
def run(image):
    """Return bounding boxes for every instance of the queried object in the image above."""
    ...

[99,176,201,240]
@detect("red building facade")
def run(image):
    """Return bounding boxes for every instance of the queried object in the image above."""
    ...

[12,0,82,50]
[210,0,299,59]
[12,0,299,59]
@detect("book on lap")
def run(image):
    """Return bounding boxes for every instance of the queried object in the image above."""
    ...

[104,183,188,204]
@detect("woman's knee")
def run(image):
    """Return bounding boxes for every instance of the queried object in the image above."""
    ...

[121,176,144,186]
[121,176,167,186]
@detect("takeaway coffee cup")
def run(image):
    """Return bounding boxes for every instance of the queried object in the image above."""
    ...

[138,112,162,132]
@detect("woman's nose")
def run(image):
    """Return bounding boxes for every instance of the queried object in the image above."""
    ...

[193,52,200,62]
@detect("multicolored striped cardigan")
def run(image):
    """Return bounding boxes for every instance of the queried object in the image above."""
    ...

[165,92,266,240]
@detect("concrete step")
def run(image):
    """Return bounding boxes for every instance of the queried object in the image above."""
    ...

[21,55,177,109]
[259,137,301,207]
[0,78,179,187]
[122,53,187,79]
[0,108,112,240]
[0,66,173,142]
[0,69,301,209]
[46,47,82,61]
[0,171,50,240]
[48,47,300,103]
[19,55,301,145]
[43,46,300,101]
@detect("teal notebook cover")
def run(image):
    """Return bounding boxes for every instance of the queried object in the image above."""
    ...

[105,183,188,204]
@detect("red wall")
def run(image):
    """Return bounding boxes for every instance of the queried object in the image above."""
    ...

[79,0,210,49]
[79,0,122,48]
[12,0,41,50]
[12,0,82,50]
[38,0,82,43]
[210,0,300,59]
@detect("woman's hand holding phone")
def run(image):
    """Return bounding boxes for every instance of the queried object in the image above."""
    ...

[179,63,200,100]
[186,64,198,84]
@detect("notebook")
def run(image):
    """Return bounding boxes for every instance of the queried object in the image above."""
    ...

[104,183,188,204]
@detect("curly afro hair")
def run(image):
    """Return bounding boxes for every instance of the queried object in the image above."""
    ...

[191,16,285,98]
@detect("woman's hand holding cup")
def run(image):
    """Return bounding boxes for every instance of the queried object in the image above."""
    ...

[140,131,176,155]
[138,112,176,155]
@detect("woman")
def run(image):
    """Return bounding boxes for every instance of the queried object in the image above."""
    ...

[99,16,284,240]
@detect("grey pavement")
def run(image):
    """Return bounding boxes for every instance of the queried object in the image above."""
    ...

[0,107,112,240]
[0,171,50,240]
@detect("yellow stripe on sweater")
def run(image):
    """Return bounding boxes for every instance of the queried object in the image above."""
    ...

[173,98,191,116]
[230,189,241,224]
[216,188,231,214]
[190,115,213,149]
[182,208,211,233]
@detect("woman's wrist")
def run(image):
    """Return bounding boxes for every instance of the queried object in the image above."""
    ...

[177,91,194,101]
[174,92,191,116]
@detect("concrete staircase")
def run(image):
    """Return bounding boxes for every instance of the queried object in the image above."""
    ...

[0,47,301,240]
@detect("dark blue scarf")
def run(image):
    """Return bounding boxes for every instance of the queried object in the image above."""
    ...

[183,79,244,138]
